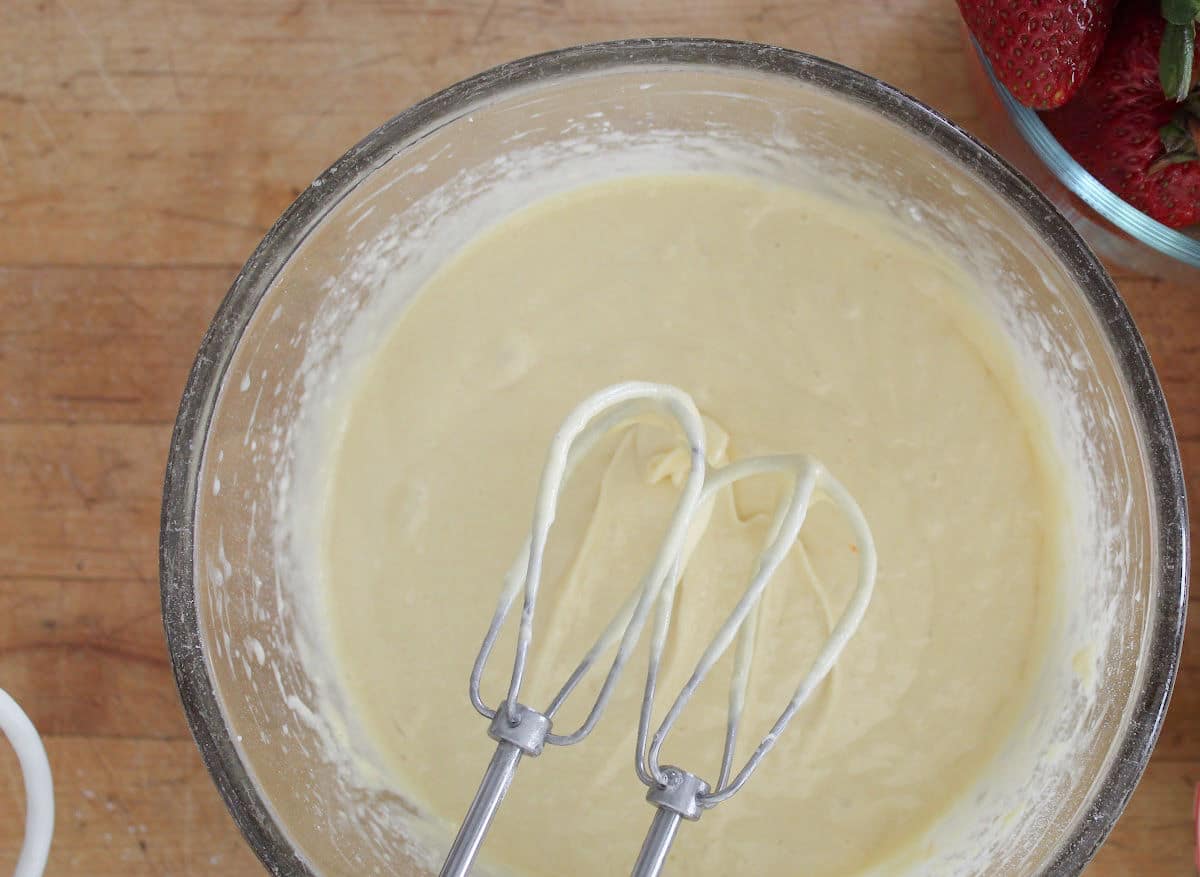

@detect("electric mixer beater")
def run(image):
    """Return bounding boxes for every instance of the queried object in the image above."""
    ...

[439,381,877,877]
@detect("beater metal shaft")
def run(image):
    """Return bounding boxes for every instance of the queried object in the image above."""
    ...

[439,706,549,877]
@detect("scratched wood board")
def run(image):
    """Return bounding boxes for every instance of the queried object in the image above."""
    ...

[0,1,1195,874]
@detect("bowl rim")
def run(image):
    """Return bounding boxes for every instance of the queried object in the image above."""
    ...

[159,37,1188,877]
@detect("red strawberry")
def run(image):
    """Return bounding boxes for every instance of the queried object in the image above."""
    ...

[1051,0,1175,116]
[960,0,1117,109]
[1043,0,1200,228]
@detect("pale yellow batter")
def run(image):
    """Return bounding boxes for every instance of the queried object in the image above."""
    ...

[320,174,1062,876]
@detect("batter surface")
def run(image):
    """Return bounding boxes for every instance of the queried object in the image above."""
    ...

[319,174,1063,876]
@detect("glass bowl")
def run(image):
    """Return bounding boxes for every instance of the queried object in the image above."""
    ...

[160,39,1188,877]
[965,36,1200,281]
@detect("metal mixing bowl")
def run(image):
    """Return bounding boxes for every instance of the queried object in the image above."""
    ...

[160,39,1188,876]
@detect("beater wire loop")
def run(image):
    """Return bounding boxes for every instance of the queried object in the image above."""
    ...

[468,381,709,746]
[634,456,877,805]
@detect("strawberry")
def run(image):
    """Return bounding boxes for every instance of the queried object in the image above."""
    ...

[1050,98,1200,227]
[960,0,1117,109]
[1043,0,1200,228]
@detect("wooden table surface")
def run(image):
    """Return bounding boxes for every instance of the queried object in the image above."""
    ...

[0,1,1195,874]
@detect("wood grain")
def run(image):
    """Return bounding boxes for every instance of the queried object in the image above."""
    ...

[0,1,1194,875]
